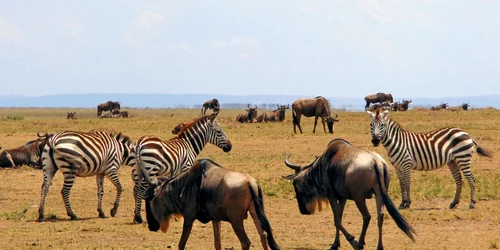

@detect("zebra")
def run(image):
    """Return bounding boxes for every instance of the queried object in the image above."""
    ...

[132,112,232,224]
[37,130,135,222]
[367,109,491,210]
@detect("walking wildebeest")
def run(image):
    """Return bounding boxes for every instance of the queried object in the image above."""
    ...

[171,122,186,135]
[364,92,393,109]
[97,101,121,117]
[236,104,258,123]
[0,133,51,169]
[144,159,280,250]
[201,98,221,116]
[257,104,289,123]
[397,99,412,111]
[67,112,77,120]
[430,102,448,110]
[283,138,416,250]
[292,96,339,134]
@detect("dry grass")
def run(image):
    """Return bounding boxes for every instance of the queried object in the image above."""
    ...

[0,107,499,249]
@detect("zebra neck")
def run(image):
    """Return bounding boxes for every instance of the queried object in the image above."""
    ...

[381,120,404,148]
[179,127,207,155]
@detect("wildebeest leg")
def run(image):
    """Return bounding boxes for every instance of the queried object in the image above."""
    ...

[447,161,463,209]
[178,217,195,250]
[365,101,370,110]
[5,152,17,168]
[248,202,268,250]
[312,116,319,133]
[229,219,251,250]
[293,112,303,134]
[330,198,347,250]
[96,174,106,218]
[107,167,123,217]
[329,198,357,250]
[212,220,222,250]
[133,182,147,224]
[38,161,58,222]
[61,168,78,220]
[354,196,371,249]
[374,186,385,250]
[395,168,410,209]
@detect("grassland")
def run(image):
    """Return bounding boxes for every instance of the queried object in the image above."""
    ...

[0,107,499,250]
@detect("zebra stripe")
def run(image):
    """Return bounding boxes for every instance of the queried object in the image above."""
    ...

[37,130,135,222]
[132,113,232,224]
[368,109,490,209]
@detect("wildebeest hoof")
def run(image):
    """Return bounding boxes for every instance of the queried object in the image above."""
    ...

[398,201,410,210]
[348,239,359,250]
[110,208,117,217]
[133,215,143,224]
[37,216,44,222]
[70,216,79,221]
[449,202,459,209]
[330,242,340,250]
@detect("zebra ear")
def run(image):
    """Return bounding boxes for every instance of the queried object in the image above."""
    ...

[366,110,375,119]
[209,112,217,122]
[381,110,390,119]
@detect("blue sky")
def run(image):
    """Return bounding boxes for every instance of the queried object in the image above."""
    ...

[1,1,499,98]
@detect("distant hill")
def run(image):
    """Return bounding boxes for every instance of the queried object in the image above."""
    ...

[0,93,498,111]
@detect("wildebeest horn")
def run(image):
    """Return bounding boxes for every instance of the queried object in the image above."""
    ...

[254,105,257,109]
[334,113,338,118]
[284,154,301,172]
[247,104,251,109]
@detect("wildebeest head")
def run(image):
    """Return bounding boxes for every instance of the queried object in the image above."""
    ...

[283,155,324,215]
[145,177,178,232]
[322,113,339,134]
[245,104,258,122]
[366,108,390,147]
[111,109,121,115]
[67,112,77,120]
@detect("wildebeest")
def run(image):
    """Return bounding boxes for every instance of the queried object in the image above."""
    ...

[367,102,391,112]
[292,96,339,134]
[120,110,129,118]
[462,102,470,110]
[364,92,393,109]
[200,98,220,116]
[257,104,290,123]
[391,101,399,111]
[283,138,416,249]
[111,109,121,115]
[144,159,280,250]
[430,102,448,110]
[67,112,77,120]
[0,133,51,169]
[97,101,121,117]
[100,113,113,118]
[236,104,258,123]
[397,99,412,111]
[171,122,185,134]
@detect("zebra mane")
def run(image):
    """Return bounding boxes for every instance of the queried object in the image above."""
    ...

[113,132,132,145]
[176,115,210,136]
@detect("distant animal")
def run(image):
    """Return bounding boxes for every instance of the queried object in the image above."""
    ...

[257,104,290,123]
[283,138,416,250]
[368,109,491,209]
[0,134,50,169]
[100,113,113,118]
[97,101,121,117]
[66,112,77,120]
[132,112,232,224]
[367,102,391,112]
[397,99,412,111]
[430,102,448,110]
[111,109,121,115]
[292,96,339,134]
[236,104,258,123]
[144,159,280,250]
[171,122,185,134]
[391,101,399,111]
[120,110,129,118]
[462,102,470,110]
[200,98,220,116]
[364,92,393,109]
[38,130,136,222]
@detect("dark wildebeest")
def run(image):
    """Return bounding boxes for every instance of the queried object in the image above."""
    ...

[201,98,221,116]
[111,109,121,115]
[236,104,258,123]
[364,92,393,110]
[0,133,51,169]
[391,101,399,112]
[462,102,470,110]
[283,138,416,250]
[144,159,280,250]
[257,104,290,123]
[171,122,186,135]
[367,102,391,112]
[397,99,412,111]
[430,102,448,110]
[97,101,121,117]
[120,110,129,118]
[292,96,339,134]
[67,112,77,120]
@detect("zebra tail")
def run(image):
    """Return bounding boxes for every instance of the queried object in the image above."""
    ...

[249,185,280,250]
[135,144,155,187]
[473,140,493,158]
[373,163,416,242]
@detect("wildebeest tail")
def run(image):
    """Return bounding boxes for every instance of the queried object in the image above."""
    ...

[292,110,298,125]
[249,185,280,250]
[373,163,416,242]
[473,139,492,158]
[144,187,160,232]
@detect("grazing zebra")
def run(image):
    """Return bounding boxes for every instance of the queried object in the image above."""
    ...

[132,112,232,224]
[367,109,491,210]
[37,130,135,222]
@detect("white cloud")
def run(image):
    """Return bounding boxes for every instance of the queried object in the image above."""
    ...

[0,18,28,43]
[56,17,84,42]
[131,10,165,34]
[357,1,393,23]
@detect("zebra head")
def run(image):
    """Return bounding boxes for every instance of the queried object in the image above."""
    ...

[206,113,232,152]
[367,109,390,147]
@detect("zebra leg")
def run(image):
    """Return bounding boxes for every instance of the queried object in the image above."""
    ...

[133,182,147,224]
[61,170,78,220]
[107,168,123,217]
[394,168,410,209]
[447,162,464,209]
[38,165,57,222]
[96,174,106,218]
[458,160,476,209]
[401,166,412,209]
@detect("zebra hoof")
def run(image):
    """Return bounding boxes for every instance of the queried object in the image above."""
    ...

[99,212,106,218]
[133,215,143,224]
[37,216,44,222]
[469,203,476,209]
[110,208,117,217]
[449,202,459,209]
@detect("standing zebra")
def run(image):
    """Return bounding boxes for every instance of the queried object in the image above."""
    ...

[367,109,491,210]
[38,131,135,222]
[132,112,232,224]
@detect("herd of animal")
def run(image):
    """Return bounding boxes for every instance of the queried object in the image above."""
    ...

[364,92,471,112]
[0,94,490,250]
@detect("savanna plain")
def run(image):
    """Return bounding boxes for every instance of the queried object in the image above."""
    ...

[0,107,499,250]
